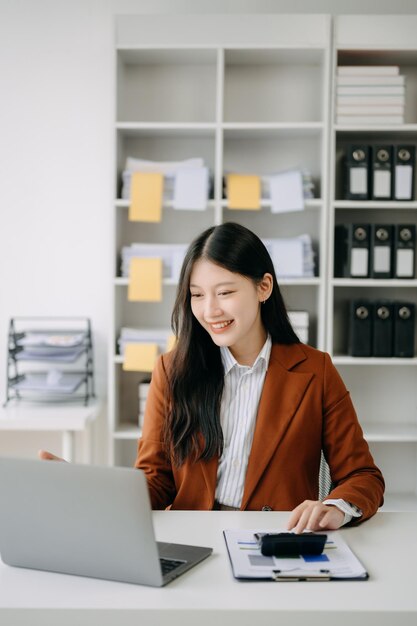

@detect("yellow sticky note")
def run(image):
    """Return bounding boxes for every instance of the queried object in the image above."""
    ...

[129,172,163,222]
[166,334,177,352]
[227,174,261,210]
[128,257,162,302]
[123,343,158,372]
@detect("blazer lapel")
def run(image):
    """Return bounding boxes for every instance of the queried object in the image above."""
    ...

[240,344,313,509]
[199,455,219,507]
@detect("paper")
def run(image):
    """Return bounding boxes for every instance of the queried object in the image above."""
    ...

[128,257,162,302]
[166,334,177,352]
[123,343,158,372]
[173,167,209,210]
[129,172,163,222]
[350,168,368,195]
[223,529,368,581]
[272,239,304,277]
[269,170,304,213]
[395,165,413,200]
[227,174,261,210]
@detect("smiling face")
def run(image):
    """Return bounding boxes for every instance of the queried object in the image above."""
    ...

[189,259,272,365]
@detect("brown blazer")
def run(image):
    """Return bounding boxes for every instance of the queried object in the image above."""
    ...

[135,342,384,522]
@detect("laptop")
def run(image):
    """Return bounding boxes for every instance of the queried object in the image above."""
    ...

[0,457,212,586]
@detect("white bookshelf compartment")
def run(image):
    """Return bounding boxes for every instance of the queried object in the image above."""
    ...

[337,49,417,126]
[113,439,140,468]
[280,283,320,349]
[335,131,417,201]
[368,442,417,511]
[223,130,323,200]
[332,285,417,357]
[223,49,326,124]
[116,49,217,123]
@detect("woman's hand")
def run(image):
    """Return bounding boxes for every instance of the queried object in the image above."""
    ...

[38,450,66,462]
[287,500,345,534]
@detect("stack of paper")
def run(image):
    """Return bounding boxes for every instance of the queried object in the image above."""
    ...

[288,311,309,344]
[121,156,211,209]
[138,381,151,427]
[336,66,405,125]
[263,235,315,278]
[15,332,87,363]
[121,243,188,283]
[118,328,172,356]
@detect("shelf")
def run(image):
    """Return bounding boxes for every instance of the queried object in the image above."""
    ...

[114,277,177,287]
[221,199,322,210]
[333,356,417,366]
[223,122,324,139]
[334,124,417,133]
[332,279,417,288]
[116,122,216,137]
[333,200,417,210]
[115,199,216,209]
[363,424,417,442]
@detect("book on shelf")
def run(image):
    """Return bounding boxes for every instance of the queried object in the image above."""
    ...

[337,95,405,106]
[336,75,405,86]
[336,115,404,125]
[336,105,404,116]
[337,85,405,96]
[337,66,400,76]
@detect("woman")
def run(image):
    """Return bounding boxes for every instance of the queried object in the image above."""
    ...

[41,222,384,532]
[134,222,384,532]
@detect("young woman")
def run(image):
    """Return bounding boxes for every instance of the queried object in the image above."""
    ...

[134,222,384,532]
[41,222,384,532]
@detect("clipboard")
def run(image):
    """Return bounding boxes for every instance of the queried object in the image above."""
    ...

[223,529,368,582]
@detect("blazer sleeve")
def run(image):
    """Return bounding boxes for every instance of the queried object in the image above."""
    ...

[134,354,177,509]
[321,352,385,522]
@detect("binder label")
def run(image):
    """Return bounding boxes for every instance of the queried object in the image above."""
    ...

[351,249,368,277]
[349,168,367,195]
[395,165,413,199]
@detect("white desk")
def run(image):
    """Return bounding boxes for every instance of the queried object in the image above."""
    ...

[0,403,100,462]
[0,511,416,625]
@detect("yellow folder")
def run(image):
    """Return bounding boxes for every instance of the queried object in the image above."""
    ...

[227,174,261,210]
[129,172,163,222]
[123,343,158,372]
[128,257,162,302]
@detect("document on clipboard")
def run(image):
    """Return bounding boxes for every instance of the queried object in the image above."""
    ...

[223,529,368,581]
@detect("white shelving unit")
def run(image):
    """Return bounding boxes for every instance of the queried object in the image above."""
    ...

[327,15,417,512]
[110,14,331,467]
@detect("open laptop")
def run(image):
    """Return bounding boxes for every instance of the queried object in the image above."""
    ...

[0,457,212,586]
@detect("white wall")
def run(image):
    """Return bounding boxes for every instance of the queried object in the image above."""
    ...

[1,0,416,462]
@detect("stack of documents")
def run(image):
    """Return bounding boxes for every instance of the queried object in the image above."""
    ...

[118,328,173,356]
[263,235,315,278]
[12,372,86,395]
[15,332,87,363]
[121,243,188,283]
[288,311,309,344]
[223,529,368,581]
[121,156,211,210]
[138,380,151,427]
[336,66,405,125]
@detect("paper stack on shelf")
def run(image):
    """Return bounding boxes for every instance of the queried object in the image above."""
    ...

[263,235,315,278]
[121,156,212,208]
[15,332,87,363]
[336,66,405,125]
[223,170,315,208]
[118,328,172,356]
[12,372,86,394]
[288,311,309,344]
[138,380,151,428]
[121,243,188,282]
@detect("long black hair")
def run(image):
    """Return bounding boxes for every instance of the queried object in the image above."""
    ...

[164,222,299,466]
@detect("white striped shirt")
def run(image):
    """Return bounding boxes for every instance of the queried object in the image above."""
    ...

[214,336,362,524]
[215,335,272,508]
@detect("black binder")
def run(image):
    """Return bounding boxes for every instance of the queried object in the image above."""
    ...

[371,145,393,200]
[334,224,349,277]
[393,145,415,200]
[394,224,416,278]
[348,224,370,278]
[345,145,370,200]
[393,302,415,357]
[373,301,394,357]
[349,300,373,357]
[371,224,393,279]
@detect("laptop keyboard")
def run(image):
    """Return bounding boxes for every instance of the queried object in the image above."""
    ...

[160,557,186,576]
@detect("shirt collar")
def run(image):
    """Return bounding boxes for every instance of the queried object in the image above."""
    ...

[220,334,272,375]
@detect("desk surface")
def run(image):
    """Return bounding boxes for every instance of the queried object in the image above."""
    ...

[0,511,416,626]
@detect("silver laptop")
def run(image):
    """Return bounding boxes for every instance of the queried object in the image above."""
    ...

[0,457,212,586]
